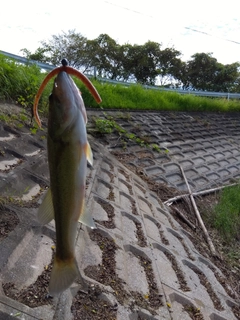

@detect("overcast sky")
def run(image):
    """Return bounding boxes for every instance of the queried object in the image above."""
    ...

[1,0,240,65]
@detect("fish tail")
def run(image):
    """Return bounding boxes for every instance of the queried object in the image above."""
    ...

[49,256,86,295]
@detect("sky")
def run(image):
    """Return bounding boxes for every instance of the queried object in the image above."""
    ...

[1,0,240,65]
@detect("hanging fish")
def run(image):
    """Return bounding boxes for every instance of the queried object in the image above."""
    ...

[33,59,102,295]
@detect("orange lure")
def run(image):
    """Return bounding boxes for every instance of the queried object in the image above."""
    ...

[33,59,102,127]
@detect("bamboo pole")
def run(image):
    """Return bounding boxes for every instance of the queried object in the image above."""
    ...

[178,165,218,257]
[170,206,196,230]
[164,183,238,205]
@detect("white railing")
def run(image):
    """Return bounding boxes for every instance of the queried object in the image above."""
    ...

[0,50,55,71]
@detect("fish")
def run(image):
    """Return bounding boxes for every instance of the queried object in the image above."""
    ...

[33,59,102,295]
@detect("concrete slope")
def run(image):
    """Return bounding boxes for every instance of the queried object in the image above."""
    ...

[0,108,239,320]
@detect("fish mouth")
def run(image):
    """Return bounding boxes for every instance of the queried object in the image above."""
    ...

[52,71,77,105]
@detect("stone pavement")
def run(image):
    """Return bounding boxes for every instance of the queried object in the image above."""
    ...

[89,110,240,193]
[0,108,240,319]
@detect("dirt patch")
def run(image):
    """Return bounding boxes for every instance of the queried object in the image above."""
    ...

[118,168,131,182]
[156,222,169,245]
[0,210,19,240]
[84,230,162,315]
[95,198,115,229]
[106,186,115,201]
[111,151,136,163]
[2,258,53,307]
[71,284,117,320]
[174,232,195,261]
[131,199,138,215]
[84,230,130,306]
[188,265,224,311]
[134,221,147,247]
[164,251,190,292]
[183,305,204,320]
[120,179,134,195]
[232,305,240,319]
[134,255,163,310]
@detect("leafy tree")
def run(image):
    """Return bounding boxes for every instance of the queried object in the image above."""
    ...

[20,31,240,92]
[183,53,221,90]
[86,34,125,79]
[214,62,240,92]
[123,41,161,85]
[39,30,90,70]
[156,47,182,86]
[21,47,49,63]
[179,53,240,92]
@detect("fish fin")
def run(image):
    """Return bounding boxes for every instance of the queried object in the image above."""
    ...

[37,188,54,224]
[78,207,96,229]
[86,141,93,166]
[49,257,87,296]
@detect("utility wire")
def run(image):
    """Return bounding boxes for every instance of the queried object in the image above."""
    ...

[104,0,240,45]
[185,27,240,45]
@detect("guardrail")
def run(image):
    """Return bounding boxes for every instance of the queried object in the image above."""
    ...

[98,78,240,100]
[1,50,240,99]
[0,50,56,71]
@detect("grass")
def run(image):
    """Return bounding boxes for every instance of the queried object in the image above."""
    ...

[1,53,240,116]
[0,53,52,112]
[80,80,240,113]
[211,185,240,243]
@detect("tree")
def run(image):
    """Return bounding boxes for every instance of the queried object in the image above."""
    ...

[186,53,221,90]
[21,47,49,63]
[156,47,182,86]
[179,53,240,91]
[39,30,90,70]
[86,34,125,79]
[123,41,161,85]
[21,30,240,91]
[214,62,240,92]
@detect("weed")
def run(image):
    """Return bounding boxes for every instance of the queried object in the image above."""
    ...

[121,140,127,150]
[94,118,115,134]
[20,113,28,122]
[30,127,38,135]
[0,114,10,123]
[116,112,132,121]
[212,184,240,243]
[93,115,164,151]
[126,133,136,140]
[151,144,161,152]
[135,137,145,147]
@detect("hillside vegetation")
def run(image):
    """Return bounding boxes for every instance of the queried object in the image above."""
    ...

[1,53,240,115]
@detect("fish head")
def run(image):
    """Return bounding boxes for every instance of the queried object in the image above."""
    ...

[48,71,87,137]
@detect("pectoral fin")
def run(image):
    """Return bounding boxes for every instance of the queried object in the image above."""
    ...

[78,209,96,229]
[78,196,95,229]
[86,141,93,166]
[37,188,54,225]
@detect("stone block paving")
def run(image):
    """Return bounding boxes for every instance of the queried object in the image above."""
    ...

[0,110,240,319]
[89,110,240,193]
